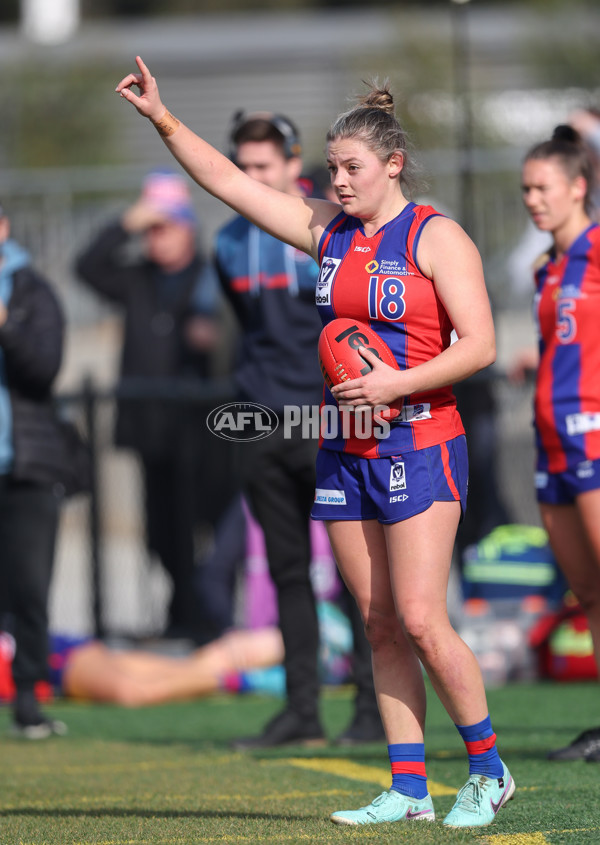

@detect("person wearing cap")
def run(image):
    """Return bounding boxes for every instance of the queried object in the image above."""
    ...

[75,169,223,642]
[215,112,385,749]
[0,202,69,738]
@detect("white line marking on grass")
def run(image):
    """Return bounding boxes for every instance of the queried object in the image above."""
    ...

[285,757,457,796]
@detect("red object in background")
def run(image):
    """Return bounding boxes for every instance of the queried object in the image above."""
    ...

[0,632,15,702]
[0,632,53,703]
[529,595,598,682]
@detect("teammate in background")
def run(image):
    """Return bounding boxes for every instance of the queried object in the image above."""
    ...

[0,596,351,707]
[214,112,383,748]
[75,169,223,643]
[508,106,600,316]
[115,57,512,828]
[49,627,284,706]
[519,126,600,762]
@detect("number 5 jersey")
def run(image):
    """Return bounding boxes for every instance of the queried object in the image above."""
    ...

[533,222,600,473]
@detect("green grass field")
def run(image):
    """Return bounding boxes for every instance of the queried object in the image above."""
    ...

[1,680,599,845]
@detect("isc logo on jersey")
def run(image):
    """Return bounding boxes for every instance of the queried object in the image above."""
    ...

[316,256,341,305]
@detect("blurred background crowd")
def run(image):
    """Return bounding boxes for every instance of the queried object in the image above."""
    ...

[0,0,598,672]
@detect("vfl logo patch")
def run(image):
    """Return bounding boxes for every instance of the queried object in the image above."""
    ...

[390,461,406,492]
[316,256,341,306]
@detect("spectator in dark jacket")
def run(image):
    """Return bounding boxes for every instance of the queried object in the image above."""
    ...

[75,169,224,642]
[0,202,68,738]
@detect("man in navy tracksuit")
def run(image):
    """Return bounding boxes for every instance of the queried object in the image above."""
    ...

[215,112,383,748]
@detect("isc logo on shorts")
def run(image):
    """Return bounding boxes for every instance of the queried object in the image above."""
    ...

[577,461,595,479]
[389,461,406,491]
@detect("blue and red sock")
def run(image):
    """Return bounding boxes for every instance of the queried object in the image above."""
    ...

[456,715,503,777]
[388,743,428,799]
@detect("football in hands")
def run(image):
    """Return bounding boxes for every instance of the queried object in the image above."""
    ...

[318,318,403,420]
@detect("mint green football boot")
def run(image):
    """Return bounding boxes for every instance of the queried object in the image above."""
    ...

[443,762,515,827]
[330,790,435,826]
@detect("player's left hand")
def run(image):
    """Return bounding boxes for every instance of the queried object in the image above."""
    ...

[331,347,404,412]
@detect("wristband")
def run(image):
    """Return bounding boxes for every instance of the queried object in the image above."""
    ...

[152,110,180,138]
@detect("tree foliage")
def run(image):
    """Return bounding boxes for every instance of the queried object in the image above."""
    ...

[0,63,119,168]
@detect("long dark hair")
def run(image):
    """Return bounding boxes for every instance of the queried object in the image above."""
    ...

[524,125,596,215]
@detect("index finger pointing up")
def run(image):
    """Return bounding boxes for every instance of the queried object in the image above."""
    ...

[136,55,152,79]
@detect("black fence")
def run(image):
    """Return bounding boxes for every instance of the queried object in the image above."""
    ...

[51,370,539,640]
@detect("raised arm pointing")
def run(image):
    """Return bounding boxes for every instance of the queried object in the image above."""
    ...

[116,56,337,258]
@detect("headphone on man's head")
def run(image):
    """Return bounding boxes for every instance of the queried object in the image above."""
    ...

[228,110,302,161]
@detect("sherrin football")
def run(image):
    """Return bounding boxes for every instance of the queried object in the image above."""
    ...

[318,318,403,421]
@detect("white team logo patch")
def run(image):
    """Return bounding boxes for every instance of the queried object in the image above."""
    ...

[389,462,406,491]
[315,488,347,505]
[316,256,341,306]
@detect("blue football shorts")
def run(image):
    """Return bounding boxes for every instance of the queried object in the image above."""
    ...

[48,634,93,693]
[535,456,600,505]
[311,434,468,524]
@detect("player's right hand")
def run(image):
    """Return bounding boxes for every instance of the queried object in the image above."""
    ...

[116,56,165,123]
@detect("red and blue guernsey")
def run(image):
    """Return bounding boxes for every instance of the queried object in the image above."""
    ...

[316,202,465,458]
[534,223,600,473]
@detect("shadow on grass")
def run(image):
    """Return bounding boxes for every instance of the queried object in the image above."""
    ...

[234,744,387,762]
[102,735,565,764]
[0,807,309,821]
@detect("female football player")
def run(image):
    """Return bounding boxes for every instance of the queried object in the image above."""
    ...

[115,56,512,827]
[520,125,600,762]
